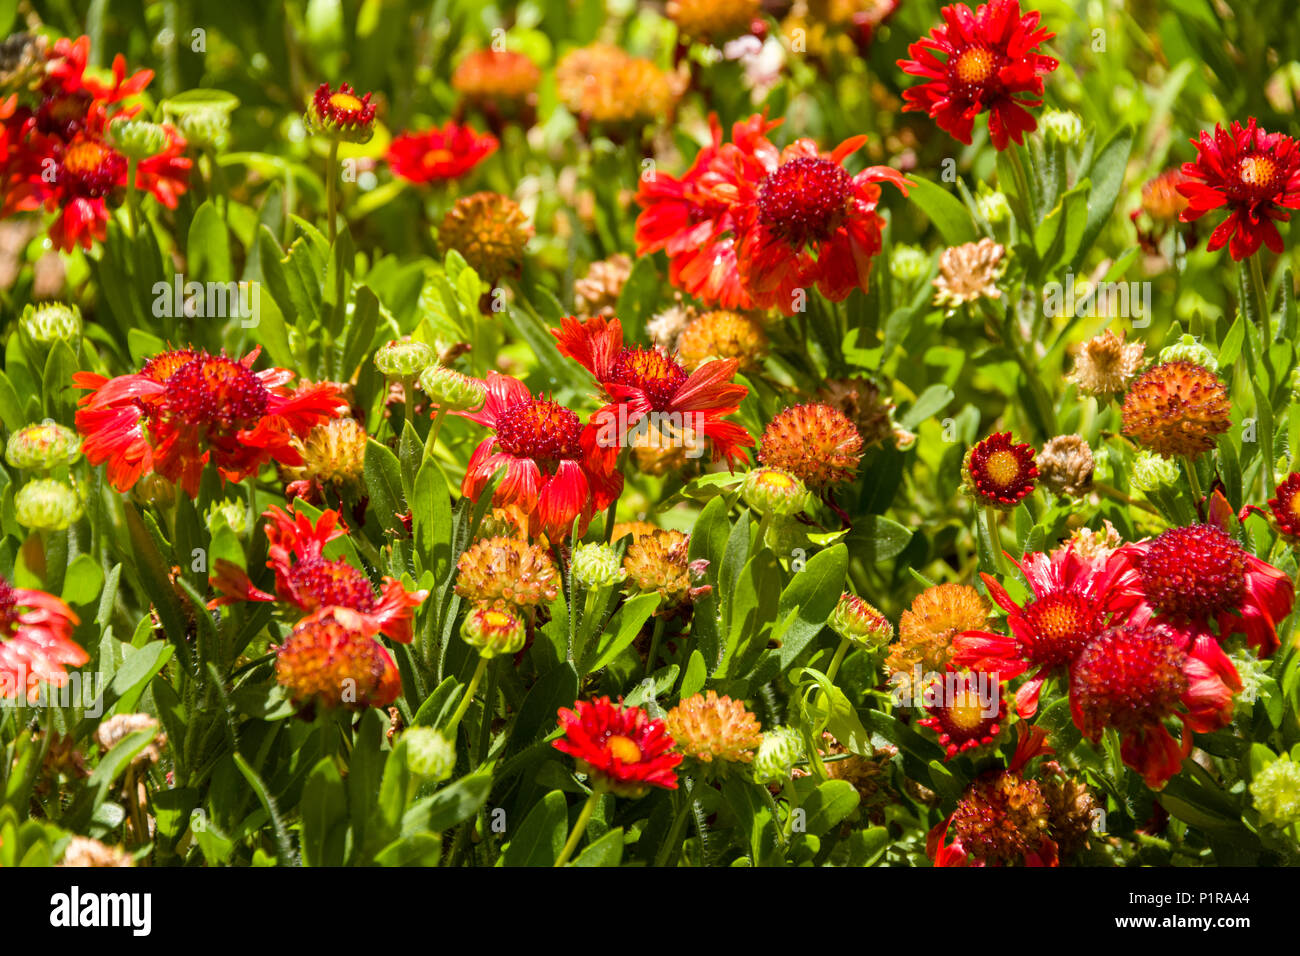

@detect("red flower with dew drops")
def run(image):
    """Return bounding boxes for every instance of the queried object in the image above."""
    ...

[898,0,1058,151]
[952,541,1145,717]
[553,313,755,469]
[210,506,427,644]
[634,113,780,310]
[1121,507,1294,659]
[456,371,622,541]
[387,122,498,185]
[1176,118,1300,260]
[74,348,347,496]
[1265,471,1300,543]
[963,431,1037,509]
[928,724,1058,866]
[0,575,87,701]
[733,134,910,314]
[274,607,401,711]
[1068,623,1239,789]
[916,671,1007,759]
[553,696,681,798]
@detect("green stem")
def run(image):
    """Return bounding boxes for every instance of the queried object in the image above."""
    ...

[325,139,340,246]
[1182,455,1204,511]
[125,158,140,237]
[1248,253,1277,499]
[1006,145,1035,228]
[445,656,489,733]
[1092,480,1163,517]
[554,790,601,867]
[644,615,667,678]
[602,446,632,544]
[825,637,850,684]
[654,776,697,867]
[781,780,802,842]
[426,406,448,461]
[985,505,1008,576]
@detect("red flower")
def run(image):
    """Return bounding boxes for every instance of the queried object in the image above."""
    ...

[928,724,1058,866]
[1177,118,1300,260]
[0,576,87,701]
[963,431,1037,508]
[74,348,347,496]
[309,82,377,135]
[1069,623,1239,788]
[916,671,1007,759]
[44,35,153,104]
[1266,471,1300,543]
[553,313,755,468]
[456,371,622,541]
[634,113,780,309]
[1124,519,1294,658]
[211,506,427,644]
[387,122,498,184]
[553,696,682,797]
[898,0,1058,150]
[953,541,1145,717]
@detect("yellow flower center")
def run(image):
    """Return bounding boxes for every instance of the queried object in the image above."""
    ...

[606,734,642,764]
[952,47,997,85]
[482,609,514,629]
[946,688,989,732]
[329,92,365,112]
[1239,155,1278,189]
[757,470,797,491]
[63,139,113,175]
[984,449,1022,488]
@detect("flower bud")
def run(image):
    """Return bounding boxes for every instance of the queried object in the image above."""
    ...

[15,478,83,531]
[889,244,928,283]
[751,726,803,785]
[5,421,81,470]
[974,185,1010,225]
[1040,109,1083,146]
[375,339,437,378]
[108,117,168,160]
[741,466,809,517]
[1157,334,1218,374]
[304,82,377,144]
[402,727,457,783]
[20,302,82,349]
[206,498,249,535]
[570,542,626,589]
[1130,451,1179,493]
[828,592,893,650]
[418,364,488,411]
[1250,754,1300,827]
[461,603,527,658]
[176,107,230,151]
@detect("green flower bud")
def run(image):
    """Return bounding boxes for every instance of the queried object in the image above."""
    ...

[889,244,929,284]
[751,726,803,785]
[741,467,809,517]
[1250,755,1300,827]
[974,185,1010,225]
[1158,334,1218,374]
[403,727,456,783]
[461,603,526,658]
[206,498,249,536]
[1040,109,1083,146]
[828,592,893,650]
[176,107,230,151]
[375,339,437,378]
[20,302,82,349]
[131,473,176,510]
[108,116,169,160]
[5,421,81,470]
[1130,451,1179,493]
[418,364,488,412]
[15,479,83,531]
[570,542,626,589]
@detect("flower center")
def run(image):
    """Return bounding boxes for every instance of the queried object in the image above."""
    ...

[1238,155,1281,197]
[1070,625,1188,736]
[609,348,688,410]
[949,772,1049,865]
[1138,524,1248,621]
[482,608,515,629]
[494,398,584,466]
[329,92,365,113]
[950,46,998,86]
[286,557,376,613]
[945,687,990,732]
[605,734,642,764]
[756,469,797,491]
[59,136,126,198]
[757,157,853,247]
[163,355,271,429]
[983,449,1022,488]
[1021,592,1099,669]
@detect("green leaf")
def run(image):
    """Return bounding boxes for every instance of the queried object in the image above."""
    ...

[802,779,860,836]
[573,827,624,866]
[300,758,349,867]
[188,201,233,282]
[848,516,913,563]
[800,667,872,756]
[582,592,660,673]
[402,770,493,835]
[907,176,978,245]
[375,832,442,866]
[776,544,848,671]
[502,789,569,867]
[60,554,104,606]
[1072,125,1133,271]
[364,438,406,534]
[680,650,707,699]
